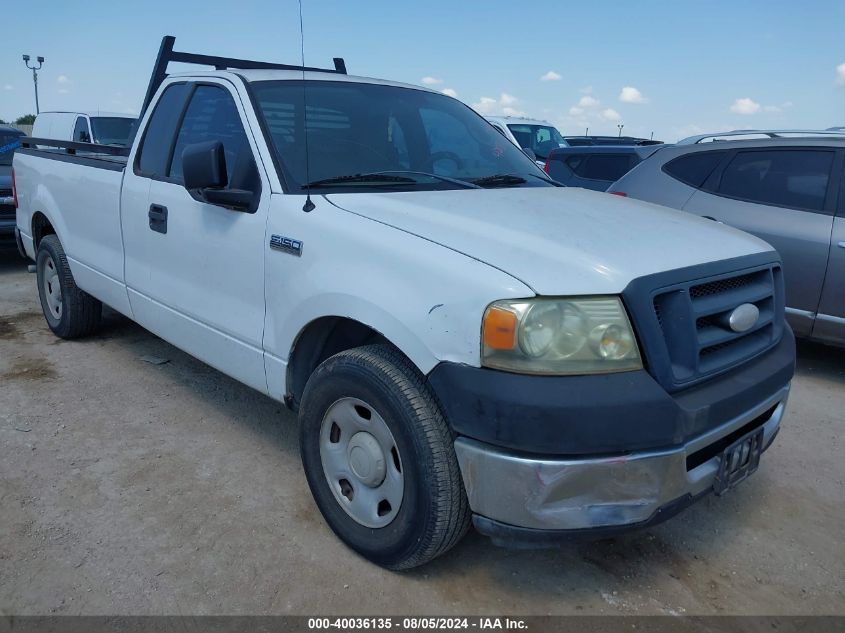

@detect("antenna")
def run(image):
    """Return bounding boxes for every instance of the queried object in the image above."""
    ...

[299,0,316,212]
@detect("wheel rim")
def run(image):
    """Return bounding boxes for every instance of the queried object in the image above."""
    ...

[319,397,404,528]
[40,254,62,320]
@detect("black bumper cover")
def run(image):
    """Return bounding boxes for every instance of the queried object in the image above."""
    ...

[427,327,795,456]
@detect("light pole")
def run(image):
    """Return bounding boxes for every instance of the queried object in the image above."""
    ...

[617,123,624,138]
[22,54,45,114]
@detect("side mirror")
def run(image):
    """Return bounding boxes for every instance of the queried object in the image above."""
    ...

[183,140,228,190]
[182,140,254,212]
[522,147,538,161]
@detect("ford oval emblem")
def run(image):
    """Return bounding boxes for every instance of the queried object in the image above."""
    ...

[728,303,760,333]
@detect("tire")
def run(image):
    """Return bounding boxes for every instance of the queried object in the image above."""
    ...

[299,344,470,569]
[36,234,102,339]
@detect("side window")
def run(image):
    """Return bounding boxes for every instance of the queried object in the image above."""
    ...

[137,83,190,177]
[663,150,727,188]
[716,149,834,213]
[840,164,845,217]
[169,85,258,192]
[73,117,90,143]
[571,154,633,181]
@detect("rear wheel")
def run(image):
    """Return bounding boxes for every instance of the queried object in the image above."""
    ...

[36,234,102,339]
[299,344,470,569]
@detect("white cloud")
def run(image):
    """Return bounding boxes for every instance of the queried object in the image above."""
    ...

[420,76,442,86]
[57,75,72,94]
[502,106,526,117]
[568,106,584,116]
[619,86,648,104]
[763,101,793,113]
[837,63,845,86]
[441,88,458,98]
[3,84,12,91]
[578,95,600,108]
[579,86,593,94]
[730,97,760,115]
[601,108,622,122]
[472,96,498,114]
[472,93,524,117]
[540,70,562,82]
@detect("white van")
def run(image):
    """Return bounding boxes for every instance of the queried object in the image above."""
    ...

[31,111,137,147]
[485,116,568,165]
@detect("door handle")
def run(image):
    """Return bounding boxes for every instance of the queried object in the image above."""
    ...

[838,241,845,249]
[148,204,168,234]
[702,215,723,224]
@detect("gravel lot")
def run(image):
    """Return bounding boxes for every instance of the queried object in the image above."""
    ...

[1,246,843,616]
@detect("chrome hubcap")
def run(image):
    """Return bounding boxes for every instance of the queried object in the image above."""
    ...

[319,397,404,528]
[40,255,62,319]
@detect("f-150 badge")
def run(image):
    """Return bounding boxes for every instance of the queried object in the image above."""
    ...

[270,235,303,257]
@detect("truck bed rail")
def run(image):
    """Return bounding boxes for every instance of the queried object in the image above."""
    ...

[21,137,130,157]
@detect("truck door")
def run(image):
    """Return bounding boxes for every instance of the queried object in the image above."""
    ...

[813,159,845,345]
[682,147,837,337]
[122,79,270,393]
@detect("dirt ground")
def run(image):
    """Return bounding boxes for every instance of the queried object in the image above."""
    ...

[0,247,843,616]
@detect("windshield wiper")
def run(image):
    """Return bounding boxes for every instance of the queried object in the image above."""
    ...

[305,170,481,189]
[370,170,481,189]
[470,174,528,188]
[304,173,418,187]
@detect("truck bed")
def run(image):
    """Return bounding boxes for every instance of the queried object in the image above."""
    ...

[15,143,132,316]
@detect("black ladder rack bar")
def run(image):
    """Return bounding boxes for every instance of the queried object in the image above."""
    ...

[140,35,347,117]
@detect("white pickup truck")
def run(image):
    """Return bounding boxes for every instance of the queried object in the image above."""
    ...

[13,38,795,569]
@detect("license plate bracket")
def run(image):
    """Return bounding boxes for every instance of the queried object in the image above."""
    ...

[713,427,765,495]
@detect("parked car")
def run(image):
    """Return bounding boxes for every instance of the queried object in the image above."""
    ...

[31,111,137,147]
[0,125,26,244]
[14,38,795,569]
[609,129,845,347]
[486,116,568,165]
[564,135,663,146]
[544,144,664,191]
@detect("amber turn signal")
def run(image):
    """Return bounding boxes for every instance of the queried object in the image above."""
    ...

[483,306,517,350]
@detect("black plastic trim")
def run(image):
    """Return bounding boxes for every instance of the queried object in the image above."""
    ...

[427,326,794,456]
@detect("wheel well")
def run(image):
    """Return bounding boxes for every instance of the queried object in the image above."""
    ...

[286,317,388,411]
[31,212,56,249]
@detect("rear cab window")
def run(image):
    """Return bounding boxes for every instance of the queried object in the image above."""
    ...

[136,82,191,178]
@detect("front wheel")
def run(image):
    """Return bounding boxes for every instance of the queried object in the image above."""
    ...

[299,344,470,569]
[36,234,102,339]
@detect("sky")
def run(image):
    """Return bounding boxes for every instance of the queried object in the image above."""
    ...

[1,0,844,141]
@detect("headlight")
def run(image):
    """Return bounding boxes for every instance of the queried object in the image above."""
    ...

[481,297,641,375]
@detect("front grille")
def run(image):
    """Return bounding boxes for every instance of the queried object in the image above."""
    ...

[648,264,784,388]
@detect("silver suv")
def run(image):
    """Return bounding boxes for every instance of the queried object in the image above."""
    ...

[608,130,845,347]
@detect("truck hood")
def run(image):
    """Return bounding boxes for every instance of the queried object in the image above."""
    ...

[325,187,774,295]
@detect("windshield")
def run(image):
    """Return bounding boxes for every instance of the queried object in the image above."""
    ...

[506,124,567,159]
[251,81,552,192]
[90,117,135,146]
[0,132,23,166]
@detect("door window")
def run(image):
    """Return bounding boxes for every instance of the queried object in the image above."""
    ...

[73,117,91,143]
[716,149,834,213]
[168,85,259,193]
[136,82,190,177]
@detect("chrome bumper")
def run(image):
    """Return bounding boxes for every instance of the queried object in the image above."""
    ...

[454,383,789,532]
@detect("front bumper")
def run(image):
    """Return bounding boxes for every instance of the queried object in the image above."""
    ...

[455,384,786,538]
[428,328,794,538]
